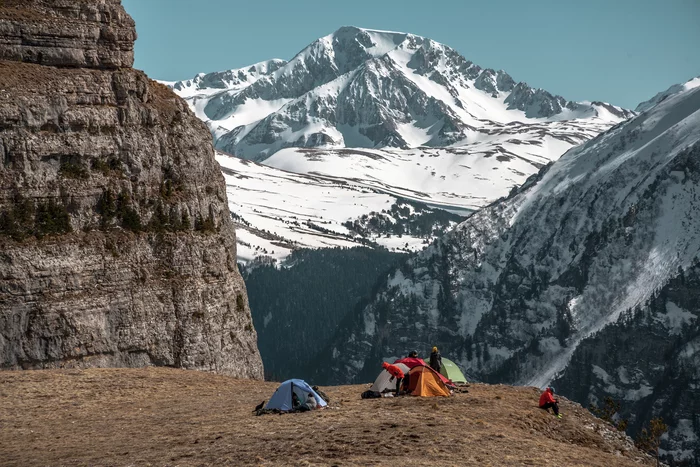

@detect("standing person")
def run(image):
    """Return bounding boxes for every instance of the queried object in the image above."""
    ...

[382,362,405,396]
[429,346,442,373]
[539,387,562,419]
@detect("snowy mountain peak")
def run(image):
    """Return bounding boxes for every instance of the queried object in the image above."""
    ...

[168,27,634,162]
[170,59,287,99]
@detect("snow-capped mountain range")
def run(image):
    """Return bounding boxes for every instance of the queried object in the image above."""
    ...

[165,27,636,261]
[315,79,700,463]
[168,26,633,213]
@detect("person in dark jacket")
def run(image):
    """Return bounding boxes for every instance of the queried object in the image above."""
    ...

[429,346,442,373]
[382,362,405,396]
[539,387,562,418]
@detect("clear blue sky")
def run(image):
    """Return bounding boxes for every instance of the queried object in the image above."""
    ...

[122,0,700,109]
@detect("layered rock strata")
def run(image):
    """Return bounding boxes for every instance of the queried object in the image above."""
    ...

[0,0,263,379]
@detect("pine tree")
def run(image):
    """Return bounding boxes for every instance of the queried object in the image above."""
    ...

[635,418,668,467]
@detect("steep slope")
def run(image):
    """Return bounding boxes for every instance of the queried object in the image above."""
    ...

[170,26,633,212]
[636,76,700,113]
[555,261,700,464]
[242,247,406,381]
[0,0,262,378]
[316,82,700,462]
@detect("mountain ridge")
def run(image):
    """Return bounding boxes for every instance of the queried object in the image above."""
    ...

[314,79,700,463]
[169,26,633,162]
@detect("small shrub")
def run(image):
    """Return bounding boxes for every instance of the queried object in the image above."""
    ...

[91,157,123,176]
[181,210,191,230]
[236,294,246,313]
[59,162,89,180]
[148,202,169,232]
[169,207,182,231]
[34,199,72,237]
[590,397,628,431]
[0,194,35,240]
[195,213,216,233]
[114,191,141,232]
[121,207,142,232]
[97,189,116,227]
[91,159,109,174]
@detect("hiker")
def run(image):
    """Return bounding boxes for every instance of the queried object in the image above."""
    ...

[382,361,405,396]
[408,350,419,358]
[429,346,442,373]
[539,387,562,419]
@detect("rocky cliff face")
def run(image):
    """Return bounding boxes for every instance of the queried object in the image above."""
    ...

[0,0,135,69]
[0,0,263,379]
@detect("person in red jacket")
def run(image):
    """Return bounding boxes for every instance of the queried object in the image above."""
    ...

[382,362,405,396]
[539,387,562,418]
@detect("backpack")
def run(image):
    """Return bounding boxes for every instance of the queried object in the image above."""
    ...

[312,386,330,403]
[361,390,381,399]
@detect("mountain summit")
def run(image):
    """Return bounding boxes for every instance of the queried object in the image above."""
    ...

[172,26,632,160]
[169,27,633,213]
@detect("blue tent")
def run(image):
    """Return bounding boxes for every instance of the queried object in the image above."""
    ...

[265,379,328,411]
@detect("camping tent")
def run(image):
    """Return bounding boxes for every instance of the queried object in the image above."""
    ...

[406,365,451,397]
[265,379,328,411]
[440,358,468,384]
[370,363,410,393]
[394,357,426,369]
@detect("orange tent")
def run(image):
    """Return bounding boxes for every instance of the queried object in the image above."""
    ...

[406,365,452,397]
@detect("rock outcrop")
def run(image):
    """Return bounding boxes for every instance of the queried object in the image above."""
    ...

[0,0,135,69]
[0,0,264,379]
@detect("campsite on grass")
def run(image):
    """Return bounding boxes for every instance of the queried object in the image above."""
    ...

[259,352,470,414]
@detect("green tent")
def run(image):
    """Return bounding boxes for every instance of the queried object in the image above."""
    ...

[440,358,467,384]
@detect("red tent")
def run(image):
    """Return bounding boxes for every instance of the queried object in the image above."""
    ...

[394,357,426,369]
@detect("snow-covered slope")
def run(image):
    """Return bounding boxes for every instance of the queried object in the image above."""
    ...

[262,117,612,211]
[170,26,633,211]
[316,81,700,463]
[635,76,700,113]
[217,152,463,264]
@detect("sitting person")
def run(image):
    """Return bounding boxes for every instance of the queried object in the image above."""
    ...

[292,392,302,410]
[304,392,318,411]
[539,387,562,419]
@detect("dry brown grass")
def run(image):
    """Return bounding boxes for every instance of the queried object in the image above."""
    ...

[0,367,654,466]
